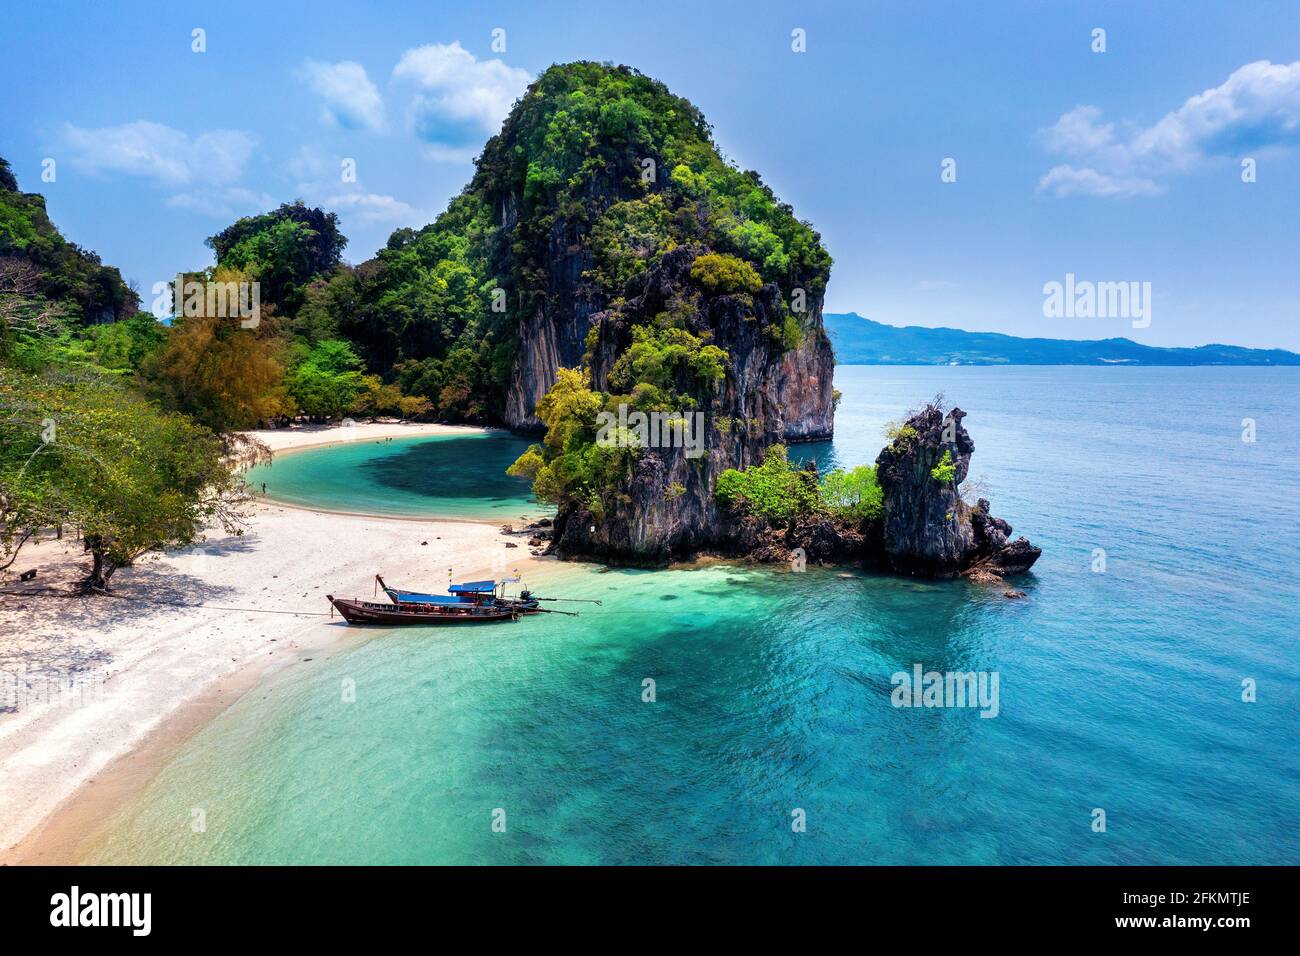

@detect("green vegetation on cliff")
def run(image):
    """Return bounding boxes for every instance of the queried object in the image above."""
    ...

[820,464,885,521]
[930,449,957,483]
[715,446,820,522]
[502,62,832,509]
[0,157,137,325]
[487,62,829,297]
[715,447,882,525]
[506,368,635,515]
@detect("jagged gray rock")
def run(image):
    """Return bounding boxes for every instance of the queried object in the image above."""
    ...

[875,404,1039,578]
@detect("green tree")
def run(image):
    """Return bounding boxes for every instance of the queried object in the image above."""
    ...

[0,367,252,588]
[148,309,291,431]
[207,201,347,316]
[606,325,727,397]
[80,311,167,374]
[287,339,367,420]
[688,253,762,296]
[507,368,634,511]
[820,465,883,521]
[930,449,957,483]
[714,445,820,523]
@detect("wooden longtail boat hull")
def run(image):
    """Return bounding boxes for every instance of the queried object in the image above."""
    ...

[375,575,543,614]
[327,596,519,626]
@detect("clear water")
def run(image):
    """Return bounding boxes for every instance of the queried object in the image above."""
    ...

[86,367,1300,864]
[243,431,545,522]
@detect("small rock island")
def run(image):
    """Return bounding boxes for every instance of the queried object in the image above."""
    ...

[873,404,1040,579]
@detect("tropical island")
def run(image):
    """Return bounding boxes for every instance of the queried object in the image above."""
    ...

[1,61,1036,591]
[0,23,1295,872]
[0,61,1040,859]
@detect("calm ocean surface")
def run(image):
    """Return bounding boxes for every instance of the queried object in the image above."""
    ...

[87,367,1300,864]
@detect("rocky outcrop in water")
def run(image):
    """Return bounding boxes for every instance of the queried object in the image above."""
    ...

[874,404,1039,578]
[558,395,1040,579]
[970,498,1041,574]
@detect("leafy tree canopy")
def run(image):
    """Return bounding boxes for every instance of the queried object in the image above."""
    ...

[715,445,821,524]
[206,201,346,316]
[0,366,251,587]
[716,449,883,526]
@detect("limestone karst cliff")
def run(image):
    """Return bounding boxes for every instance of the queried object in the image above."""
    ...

[488,68,835,442]
[354,62,1035,576]
[481,63,835,563]
[550,246,834,563]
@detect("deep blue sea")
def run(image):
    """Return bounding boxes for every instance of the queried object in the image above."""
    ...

[86,367,1300,864]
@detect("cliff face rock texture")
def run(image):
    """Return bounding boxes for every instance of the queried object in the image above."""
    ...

[970,498,1041,574]
[775,311,836,441]
[552,246,834,564]
[874,405,1039,578]
[504,220,603,432]
[495,165,834,440]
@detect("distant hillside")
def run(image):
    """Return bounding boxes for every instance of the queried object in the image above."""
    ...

[826,312,1300,366]
[0,155,137,324]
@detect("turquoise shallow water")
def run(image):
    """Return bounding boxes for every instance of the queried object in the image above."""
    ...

[243,430,544,521]
[88,367,1300,864]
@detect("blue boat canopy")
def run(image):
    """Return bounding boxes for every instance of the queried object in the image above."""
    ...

[449,580,496,594]
[393,593,462,605]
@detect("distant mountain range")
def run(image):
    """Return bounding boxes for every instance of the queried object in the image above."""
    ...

[825,313,1300,366]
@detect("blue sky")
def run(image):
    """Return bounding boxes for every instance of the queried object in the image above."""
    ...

[2,0,1298,348]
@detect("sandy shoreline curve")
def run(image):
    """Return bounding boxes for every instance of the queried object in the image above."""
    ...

[0,421,550,863]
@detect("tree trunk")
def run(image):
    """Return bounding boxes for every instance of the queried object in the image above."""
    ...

[82,535,117,592]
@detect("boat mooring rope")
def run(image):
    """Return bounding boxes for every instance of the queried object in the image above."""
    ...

[0,588,332,616]
[3,588,629,619]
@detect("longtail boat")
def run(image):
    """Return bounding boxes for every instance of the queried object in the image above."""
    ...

[375,575,543,614]
[327,595,519,626]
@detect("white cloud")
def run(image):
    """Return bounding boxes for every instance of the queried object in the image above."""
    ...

[300,60,385,131]
[1037,60,1300,197]
[56,121,256,186]
[284,155,421,226]
[165,186,275,218]
[285,144,331,180]
[324,191,417,225]
[392,42,531,156]
[1037,165,1162,199]
[1040,105,1116,156]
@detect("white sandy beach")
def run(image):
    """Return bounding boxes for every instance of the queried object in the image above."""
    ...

[0,421,546,862]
